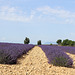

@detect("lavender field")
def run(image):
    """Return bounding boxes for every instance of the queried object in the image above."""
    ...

[39,45,74,67]
[0,42,35,64]
[0,42,75,67]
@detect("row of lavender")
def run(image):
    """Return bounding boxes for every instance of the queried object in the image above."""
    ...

[0,42,35,64]
[39,45,73,67]
[56,45,75,54]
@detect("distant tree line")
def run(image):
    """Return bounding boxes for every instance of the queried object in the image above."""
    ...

[24,37,42,45]
[24,37,75,46]
[56,39,75,46]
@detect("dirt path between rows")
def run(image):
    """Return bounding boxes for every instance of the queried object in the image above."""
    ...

[0,46,75,75]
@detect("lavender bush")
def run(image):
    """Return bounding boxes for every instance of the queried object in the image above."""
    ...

[39,45,73,67]
[0,42,35,64]
[0,50,16,64]
[0,50,12,64]
[58,46,75,54]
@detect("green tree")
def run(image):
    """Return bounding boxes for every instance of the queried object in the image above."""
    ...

[24,37,30,44]
[69,41,75,46]
[37,40,41,45]
[50,43,52,45]
[56,39,62,45]
[62,39,69,46]
[62,39,75,46]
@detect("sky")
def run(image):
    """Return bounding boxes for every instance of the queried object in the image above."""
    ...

[0,0,75,44]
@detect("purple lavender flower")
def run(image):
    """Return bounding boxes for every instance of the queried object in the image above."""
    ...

[0,42,34,64]
[39,45,73,67]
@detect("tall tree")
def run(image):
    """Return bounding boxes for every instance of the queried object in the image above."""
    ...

[56,39,62,45]
[24,37,30,44]
[37,40,41,45]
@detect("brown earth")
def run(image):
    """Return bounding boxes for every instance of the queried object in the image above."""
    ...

[0,46,75,75]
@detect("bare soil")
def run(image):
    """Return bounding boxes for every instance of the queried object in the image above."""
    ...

[0,46,75,75]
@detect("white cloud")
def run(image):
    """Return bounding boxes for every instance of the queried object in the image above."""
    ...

[36,6,75,24]
[0,6,75,24]
[1,6,16,12]
[37,6,70,18]
[0,6,34,22]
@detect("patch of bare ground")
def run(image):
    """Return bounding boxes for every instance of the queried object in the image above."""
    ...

[0,46,75,75]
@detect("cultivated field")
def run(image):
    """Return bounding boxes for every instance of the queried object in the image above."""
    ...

[0,46,75,75]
